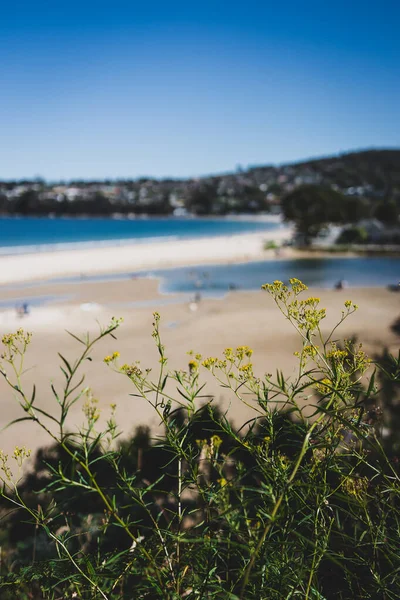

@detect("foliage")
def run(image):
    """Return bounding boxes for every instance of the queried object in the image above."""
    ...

[263,240,278,250]
[373,201,399,225]
[336,226,368,245]
[281,185,362,244]
[0,281,400,599]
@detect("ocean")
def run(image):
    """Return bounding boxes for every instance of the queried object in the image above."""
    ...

[0,217,398,307]
[0,216,279,253]
[1,257,399,306]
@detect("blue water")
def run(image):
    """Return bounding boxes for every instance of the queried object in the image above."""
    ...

[0,216,279,252]
[1,258,398,302]
[153,257,400,294]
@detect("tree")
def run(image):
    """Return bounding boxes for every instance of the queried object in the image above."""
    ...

[373,200,399,224]
[336,226,368,244]
[14,189,40,215]
[281,184,348,244]
[185,182,218,215]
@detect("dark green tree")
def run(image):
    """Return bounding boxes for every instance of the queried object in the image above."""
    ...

[373,200,399,224]
[14,190,40,215]
[281,184,349,244]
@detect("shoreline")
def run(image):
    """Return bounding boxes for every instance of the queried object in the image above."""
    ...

[0,227,292,285]
[0,214,282,256]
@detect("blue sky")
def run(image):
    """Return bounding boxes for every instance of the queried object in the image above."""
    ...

[1,0,399,180]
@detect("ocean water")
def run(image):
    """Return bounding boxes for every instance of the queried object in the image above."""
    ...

[154,257,400,294]
[0,216,279,253]
[1,257,399,303]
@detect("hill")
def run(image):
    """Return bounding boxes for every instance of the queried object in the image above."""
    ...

[0,149,399,216]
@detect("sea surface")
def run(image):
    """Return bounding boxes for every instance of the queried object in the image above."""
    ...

[0,216,279,253]
[1,257,399,311]
[155,257,400,294]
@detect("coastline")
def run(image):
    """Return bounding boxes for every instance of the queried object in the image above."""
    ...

[0,226,292,285]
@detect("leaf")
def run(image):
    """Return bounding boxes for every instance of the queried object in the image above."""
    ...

[0,417,34,433]
[160,374,168,391]
[65,329,86,345]
[365,368,376,399]
[32,406,59,424]
[60,367,69,381]
[51,383,61,405]
[58,353,73,375]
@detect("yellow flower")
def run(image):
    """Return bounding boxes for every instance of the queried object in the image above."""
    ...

[211,435,223,450]
[202,357,218,370]
[341,476,369,500]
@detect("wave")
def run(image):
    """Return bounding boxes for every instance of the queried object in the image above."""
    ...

[0,235,184,256]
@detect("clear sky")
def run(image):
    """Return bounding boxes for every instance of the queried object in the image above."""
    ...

[1,0,399,180]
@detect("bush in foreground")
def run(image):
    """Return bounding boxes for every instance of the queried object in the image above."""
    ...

[0,279,399,599]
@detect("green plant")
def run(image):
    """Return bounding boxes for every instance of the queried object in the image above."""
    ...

[336,226,368,245]
[264,240,278,250]
[0,280,399,599]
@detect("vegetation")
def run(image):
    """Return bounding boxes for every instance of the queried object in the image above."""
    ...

[0,280,399,598]
[280,185,351,244]
[335,226,368,245]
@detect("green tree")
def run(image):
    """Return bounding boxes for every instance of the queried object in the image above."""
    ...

[14,190,40,215]
[281,185,348,244]
[336,226,368,244]
[373,200,399,224]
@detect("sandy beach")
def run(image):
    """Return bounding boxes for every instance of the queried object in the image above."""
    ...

[0,226,292,285]
[0,227,398,462]
[0,270,399,461]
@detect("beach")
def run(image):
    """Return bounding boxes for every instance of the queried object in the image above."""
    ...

[0,227,398,461]
[0,270,398,461]
[0,226,292,285]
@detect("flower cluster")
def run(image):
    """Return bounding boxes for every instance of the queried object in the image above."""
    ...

[83,391,100,423]
[263,279,327,336]
[188,359,198,372]
[120,363,143,379]
[103,351,120,364]
[0,450,12,481]
[13,446,31,468]
[341,476,369,500]
[1,329,32,362]
[262,278,308,301]
[196,434,223,459]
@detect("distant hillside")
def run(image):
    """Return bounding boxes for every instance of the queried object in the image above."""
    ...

[0,149,399,216]
[281,149,400,191]
[247,149,400,194]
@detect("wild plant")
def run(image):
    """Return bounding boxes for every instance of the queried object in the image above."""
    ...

[0,279,399,599]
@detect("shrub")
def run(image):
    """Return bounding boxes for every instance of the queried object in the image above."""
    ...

[264,240,278,250]
[0,280,399,599]
[336,226,368,245]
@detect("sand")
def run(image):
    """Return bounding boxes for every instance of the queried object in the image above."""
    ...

[0,274,399,461]
[0,226,292,285]
[0,227,398,461]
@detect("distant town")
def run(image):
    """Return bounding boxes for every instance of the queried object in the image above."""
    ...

[1,149,399,246]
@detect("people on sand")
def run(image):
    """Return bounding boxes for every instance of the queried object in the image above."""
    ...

[16,302,30,318]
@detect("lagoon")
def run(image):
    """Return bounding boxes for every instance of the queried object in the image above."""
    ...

[1,256,399,302]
